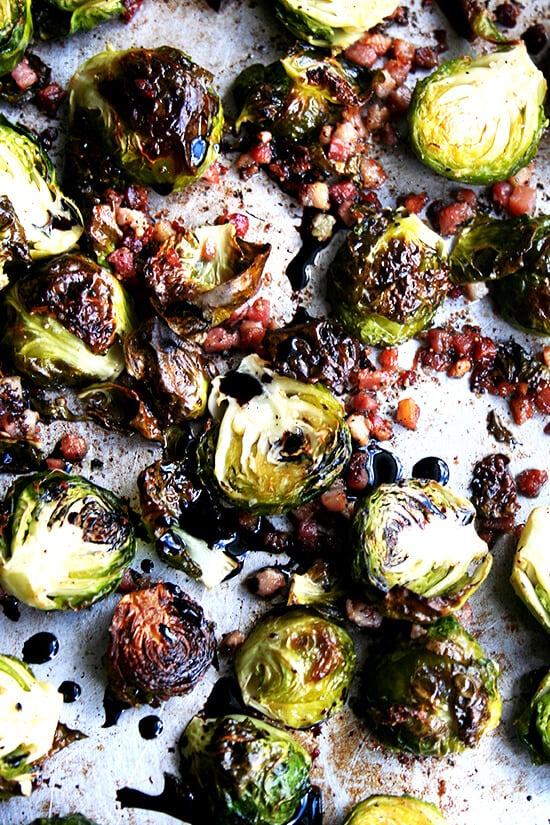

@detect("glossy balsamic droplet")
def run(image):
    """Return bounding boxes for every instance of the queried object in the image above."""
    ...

[22,632,59,664]
[102,686,131,728]
[203,676,247,717]
[117,773,195,822]
[412,456,450,485]
[0,595,20,622]
[139,715,163,740]
[371,447,403,486]
[289,786,323,825]
[58,680,81,703]
[219,370,263,405]
[141,558,154,573]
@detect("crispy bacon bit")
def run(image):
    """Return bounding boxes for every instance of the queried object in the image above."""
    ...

[379,347,399,371]
[11,58,38,90]
[507,184,537,217]
[299,182,330,211]
[396,397,420,430]
[202,327,240,352]
[107,247,135,280]
[400,191,428,213]
[59,434,88,462]
[219,630,245,655]
[495,2,520,27]
[246,566,288,598]
[492,181,513,212]
[516,469,548,498]
[329,180,358,205]
[344,41,378,67]
[320,479,349,513]
[36,82,67,116]
[347,413,372,445]
[226,212,249,238]
[437,201,475,236]
[414,46,439,68]
[369,414,393,441]
[346,598,383,629]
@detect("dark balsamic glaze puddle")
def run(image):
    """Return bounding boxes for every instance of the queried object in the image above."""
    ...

[139,715,163,740]
[0,595,20,621]
[22,632,59,664]
[103,686,131,728]
[58,680,81,703]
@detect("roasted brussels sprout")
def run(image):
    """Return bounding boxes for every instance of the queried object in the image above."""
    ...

[33,0,130,39]
[0,115,83,259]
[516,668,550,764]
[67,46,223,196]
[234,48,373,141]
[179,714,312,825]
[138,460,240,588]
[197,354,352,515]
[273,0,400,48]
[145,222,270,334]
[124,317,209,424]
[361,616,501,756]
[343,795,449,825]
[2,254,134,386]
[104,581,216,706]
[0,653,63,798]
[331,209,450,346]
[235,607,356,728]
[510,507,550,633]
[0,0,32,77]
[409,44,548,184]
[0,374,42,473]
[0,196,31,290]
[351,479,493,623]
[287,558,345,615]
[0,470,136,610]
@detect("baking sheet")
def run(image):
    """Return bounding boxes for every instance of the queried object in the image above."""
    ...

[1,0,550,823]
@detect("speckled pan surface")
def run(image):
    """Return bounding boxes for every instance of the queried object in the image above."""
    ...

[0,1,550,823]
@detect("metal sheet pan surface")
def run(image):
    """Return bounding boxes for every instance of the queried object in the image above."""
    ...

[1,1,550,823]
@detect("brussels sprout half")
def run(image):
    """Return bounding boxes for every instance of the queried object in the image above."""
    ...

[235,607,356,729]
[0,115,83,259]
[331,209,450,346]
[0,470,136,610]
[2,254,135,386]
[362,616,502,756]
[234,48,373,141]
[179,714,312,825]
[510,507,550,633]
[0,0,33,77]
[516,668,550,765]
[274,0,400,48]
[68,46,223,194]
[409,44,548,184]
[34,0,127,38]
[351,479,493,623]
[29,817,100,825]
[343,795,449,825]
[0,653,63,798]
[104,581,216,706]
[197,354,352,515]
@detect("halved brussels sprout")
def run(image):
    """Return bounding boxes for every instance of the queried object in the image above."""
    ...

[138,459,241,589]
[234,48,373,141]
[29,817,100,825]
[510,507,550,633]
[331,209,450,346]
[0,470,136,610]
[67,46,223,195]
[197,354,352,515]
[234,607,356,729]
[2,254,134,386]
[0,653,63,798]
[516,668,550,764]
[145,222,270,333]
[104,581,216,706]
[409,44,548,184]
[351,479,493,623]
[361,616,502,756]
[179,714,312,825]
[287,558,346,616]
[124,317,209,424]
[343,795,449,825]
[0,195,31,290]
[0,0,33,77]
[273,0,400,48]
[34,0,129,38]
[0,115,83,258]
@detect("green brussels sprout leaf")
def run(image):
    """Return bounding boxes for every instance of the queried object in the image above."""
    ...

[274,0,400,48]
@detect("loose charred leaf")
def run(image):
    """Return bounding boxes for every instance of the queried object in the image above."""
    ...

[104,581,216,705]
[516,667,550,763]
[510,507,550,634]
[33,0,139,39]
[77,382,162,442]
[434,0,510,43]
[0,0,33,77]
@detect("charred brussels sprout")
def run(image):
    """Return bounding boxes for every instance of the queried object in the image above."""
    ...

[273,0,399,48]
[67,46,223,195]
[362,616,501,756]
[197,354,352,515]
[124,317,209,424]
[331,209,450,346]
[34,0,129,38]
[450,214,550,335]
[104,581,216,706]
[145,222,270,333]
[2,254,134,386]
[343,795,449,825]
[0,653,63,798]
[0,115,83,259]
[235,607,356,728]
[179,714,312,825]
[409,44,548,184]
[0,470,136,610]
[138,460,241,589]
[351,480,492,623]
[0,0,33,77]
[510,507,550,633]
[516,668,550,764]
[234,48,372,141]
